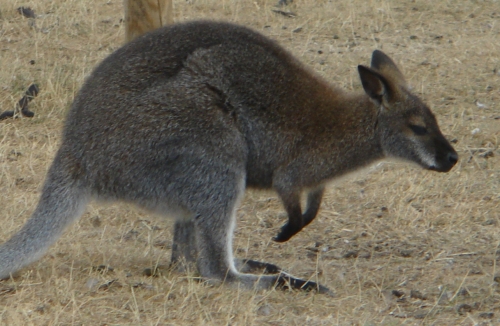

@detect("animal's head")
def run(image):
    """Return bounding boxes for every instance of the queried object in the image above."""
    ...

[358,50,458,172]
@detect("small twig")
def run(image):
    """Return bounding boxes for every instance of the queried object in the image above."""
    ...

[433,252,479,262]
[433,257,454,261]
[271,9,296,18]
[448,252,479,257]
[449,272,469,302]
[0,84,39,120]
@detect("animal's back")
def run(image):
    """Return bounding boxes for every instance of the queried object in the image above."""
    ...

[62,21,338,197]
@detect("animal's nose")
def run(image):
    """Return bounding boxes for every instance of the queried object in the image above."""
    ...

[447,151,458,166]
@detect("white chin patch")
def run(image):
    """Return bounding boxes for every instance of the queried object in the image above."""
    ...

[413,142,437,168]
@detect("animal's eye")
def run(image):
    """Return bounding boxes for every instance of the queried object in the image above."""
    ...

[409,124,428,136]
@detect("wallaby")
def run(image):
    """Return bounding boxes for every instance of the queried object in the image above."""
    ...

[124,0,173,43]
[0,21,457,294]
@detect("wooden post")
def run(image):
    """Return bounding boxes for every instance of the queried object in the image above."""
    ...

[124,0,174,43]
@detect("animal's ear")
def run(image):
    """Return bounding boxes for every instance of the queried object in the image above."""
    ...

[370,50,407,88]
[358,65,392,106]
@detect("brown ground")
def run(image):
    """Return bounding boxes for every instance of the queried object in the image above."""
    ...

[0,0,499,325]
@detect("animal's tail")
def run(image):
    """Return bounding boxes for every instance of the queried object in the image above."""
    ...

[0,168,88,279]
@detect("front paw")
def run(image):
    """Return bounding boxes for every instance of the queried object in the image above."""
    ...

[273,223,299,242]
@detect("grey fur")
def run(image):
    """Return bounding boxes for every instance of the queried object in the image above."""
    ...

[0,21,457,293]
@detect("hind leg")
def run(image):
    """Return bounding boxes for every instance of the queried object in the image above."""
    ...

[169,221,281,275]
[170,220,281,275]
[194,205,331,294]
[189,171,332,294]
[170,220,197,272]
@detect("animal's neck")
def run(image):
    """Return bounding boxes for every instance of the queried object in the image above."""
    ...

[294,84,385,186]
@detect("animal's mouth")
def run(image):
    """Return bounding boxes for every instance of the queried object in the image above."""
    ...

[426,150,458,173]
[427,159,458,173]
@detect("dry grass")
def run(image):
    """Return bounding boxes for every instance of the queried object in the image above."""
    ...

[0,0,499,324]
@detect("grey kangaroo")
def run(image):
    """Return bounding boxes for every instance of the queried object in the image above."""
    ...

[0,21,457,293]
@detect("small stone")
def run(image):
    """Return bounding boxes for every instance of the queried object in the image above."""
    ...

[399,250,413,257]
[410,289,427,300]
[413,311,429,319]
[479,150,494,159]
[482,218,496,225]
[475,101,488,109]
[85,278,100,290]
[392,289,405,298]
[343,250,358,259]
[456,303,473,315]
[457,287,470,297]
[257,304,272,316]
[391,312,409,318]
[469,268,483,275]
[17,7,36,18]
[478,312,494,319]
[92,265,114,273]
[471,128,481,135]
[35,304,47,313]
[438,291,450,304]
[132,282,155,291]
[143,267,159,277]
[123,229,139,241]
[358,251,371,259]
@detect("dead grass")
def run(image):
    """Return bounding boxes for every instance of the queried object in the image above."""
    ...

[0,0,499,325]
